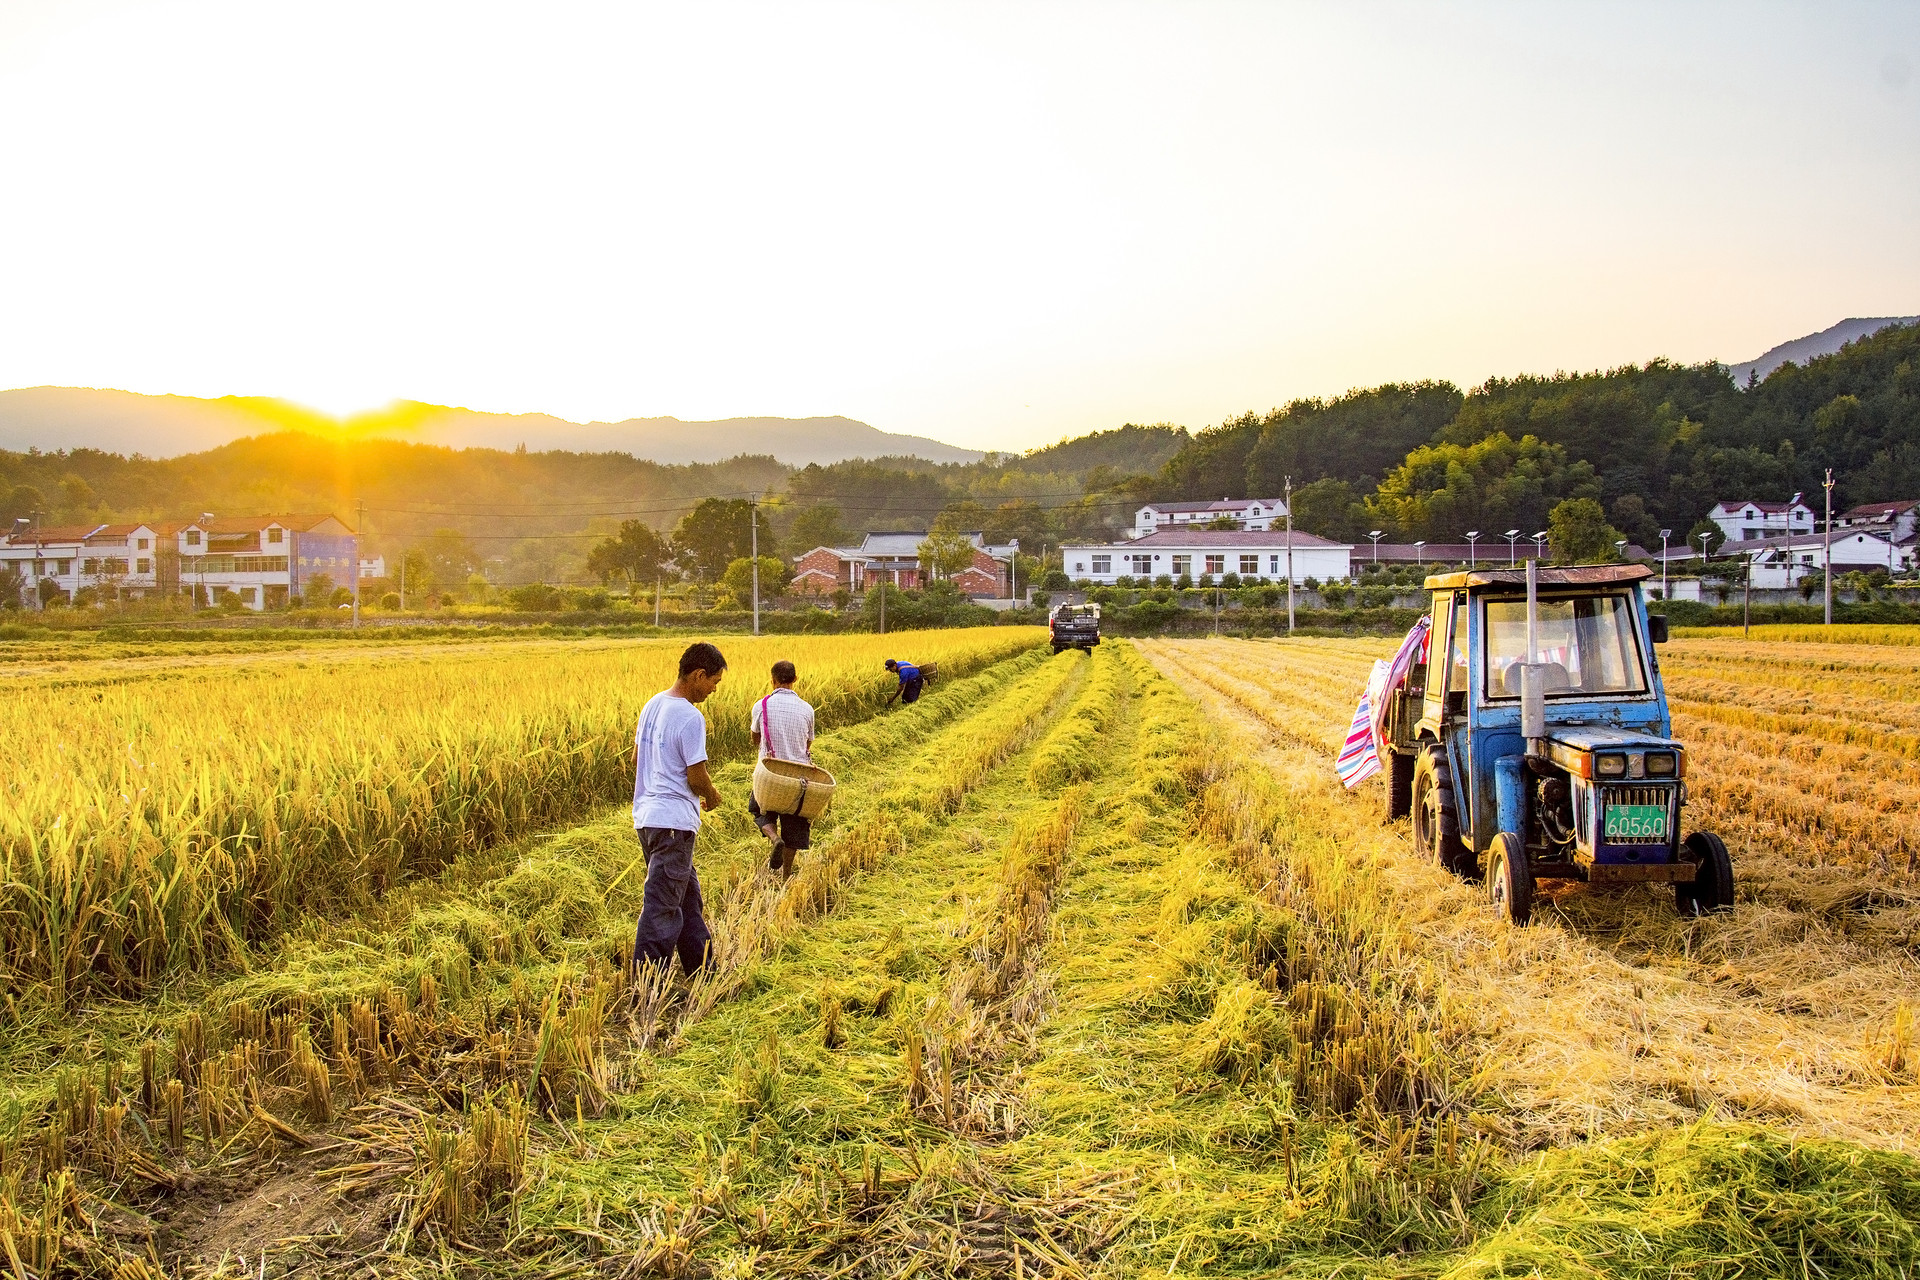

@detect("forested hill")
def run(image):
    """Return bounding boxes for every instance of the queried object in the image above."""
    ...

[1154,320,1920,549]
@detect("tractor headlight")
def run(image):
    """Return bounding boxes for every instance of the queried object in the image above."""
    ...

[1594,753,1628,778]
[1645,752,1677,777]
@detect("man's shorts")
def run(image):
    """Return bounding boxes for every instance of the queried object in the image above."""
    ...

[747,794,812,849]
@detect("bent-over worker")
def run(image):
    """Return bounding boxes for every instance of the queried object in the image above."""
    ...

[748,659,816,879]
[631,641,727,977]
[883,658,926,706]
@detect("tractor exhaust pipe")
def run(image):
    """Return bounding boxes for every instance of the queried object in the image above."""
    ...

[1522,559,1545,749]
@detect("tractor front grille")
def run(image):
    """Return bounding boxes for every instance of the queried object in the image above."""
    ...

[1598,783,1676,846]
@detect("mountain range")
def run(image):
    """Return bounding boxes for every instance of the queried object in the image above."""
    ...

[1728,316,1920,388]
[0,387,984,466]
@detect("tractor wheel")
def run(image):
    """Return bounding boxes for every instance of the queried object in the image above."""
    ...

[1382,750,1414,822]
[1487,832,1533,926]
[1411,746,1474,879]
[1676,831,1735,917]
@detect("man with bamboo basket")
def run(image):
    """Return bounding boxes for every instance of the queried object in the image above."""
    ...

[748,659,827,880]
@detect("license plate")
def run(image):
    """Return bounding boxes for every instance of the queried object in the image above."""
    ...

[1605,804,1668,841]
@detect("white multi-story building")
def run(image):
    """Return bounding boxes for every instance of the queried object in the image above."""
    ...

[174,514,358,610]
[0,521,167,605]
[1837,500,1919,547]
[1707,499,1815,545]
[1132,498,1288,538]
[1064,529,1351,585]
[1711,528,1912,587]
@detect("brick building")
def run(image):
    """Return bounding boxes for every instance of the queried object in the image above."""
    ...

[791,531,1016,597]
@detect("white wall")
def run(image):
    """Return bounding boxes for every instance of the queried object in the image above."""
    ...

[1065,541,1350,584]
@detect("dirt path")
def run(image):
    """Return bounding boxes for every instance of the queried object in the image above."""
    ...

[1138,637,1920,1155]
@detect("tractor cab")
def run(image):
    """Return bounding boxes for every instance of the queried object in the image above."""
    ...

[1380,562,1731,924]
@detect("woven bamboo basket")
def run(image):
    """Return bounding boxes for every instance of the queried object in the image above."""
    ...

[751,757,837,819]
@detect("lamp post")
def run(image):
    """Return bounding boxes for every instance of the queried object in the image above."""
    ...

[750,493,760,637]
[1413,539,1425,567]
[1284,475,1295,636]
[1466,531,1480,569]
[1614,539,1628,564]
[1532,530,1548,561]
[1823,469,1834,626]
[1504,528,1520,566]
[1368,529,1384,564]
[1658,529,1671,599]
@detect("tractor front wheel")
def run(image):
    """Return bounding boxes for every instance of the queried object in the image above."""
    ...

[1487,832,1533,926]
[1676,831,1735,917]
[1411,746,1474,879]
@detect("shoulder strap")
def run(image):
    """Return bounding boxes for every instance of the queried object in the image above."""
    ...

[758,693,777,758]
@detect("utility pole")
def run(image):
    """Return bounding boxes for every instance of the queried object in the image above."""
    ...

[655,571,662,627]
[1284,475,1295,635]
[399,551,406,612]
[1659,529,1671,601]
[1823,469,1834,626]
[1743,551,1752,638]
[353,498,363,629]
[750,494,760,636]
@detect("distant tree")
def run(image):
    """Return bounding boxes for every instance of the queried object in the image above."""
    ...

[788,504,853,551]
[417,529,482,593]
[673,498,775,582]
[1367,432,1601,543]
[720,555,792,604]
[1607,495,1660,552]
[58,474,96,519]
[1289,478,1365,541]
[3,485,45,524]
[302,571,336,605]
[585,519,674,587]
[931,500,991,536]
[1201,514,1241,531]
[0,563,24,610]
[1547,498,1623,564]
[985,499,1056,551]
[918,529,978,581]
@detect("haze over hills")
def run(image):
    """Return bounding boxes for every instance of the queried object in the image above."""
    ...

[1728,317,1920,388]
[0,387,986,466]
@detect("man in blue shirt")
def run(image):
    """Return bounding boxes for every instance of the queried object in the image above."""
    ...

[883,658,926,706]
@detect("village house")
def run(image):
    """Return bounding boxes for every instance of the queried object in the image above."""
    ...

[1131,497,1287,537]
[172,514,359,610]
[790,531,1018,598]
[1704,528,1912,587]
[1707,499,1815,545]
[1063,528,1352,585]
[0,521,168,605]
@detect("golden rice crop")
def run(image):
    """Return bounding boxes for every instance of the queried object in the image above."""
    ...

[0,628,1042,997]
[1671,623,1920,645]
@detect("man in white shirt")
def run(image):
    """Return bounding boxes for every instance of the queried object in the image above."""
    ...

[747,659,816,879]
[632,642,727,976]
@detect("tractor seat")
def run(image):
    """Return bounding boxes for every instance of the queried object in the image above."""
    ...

[1503,661,1572,696]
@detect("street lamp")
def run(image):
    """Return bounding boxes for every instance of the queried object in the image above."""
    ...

[1614,539,1628,563]
[1658,528,1672,600]
[1532,531,1548,560]
[1695,529,1716,564]
[1413,539,1425,566]
[1504,528,1520,566]
[1466,531,1480,569]
[1368,529,1384,564]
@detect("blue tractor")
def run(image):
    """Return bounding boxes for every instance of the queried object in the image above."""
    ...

[1378,562,1733,925]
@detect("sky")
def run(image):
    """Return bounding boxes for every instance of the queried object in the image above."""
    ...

[1,1,1917,454]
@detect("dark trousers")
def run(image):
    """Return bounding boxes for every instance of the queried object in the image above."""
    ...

[747,795,812,850]
[633,827,711,976]
[900,677,924,704]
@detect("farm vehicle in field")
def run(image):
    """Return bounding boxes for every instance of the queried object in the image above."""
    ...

[1050,602,1101,653]
[1377,563,1733,925]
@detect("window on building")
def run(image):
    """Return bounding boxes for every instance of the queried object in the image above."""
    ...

[1205,554,1225,575]
[186,530,201,546]
[1072,560,1085,572]
[136,559,151,574]
[1091,555,1111,574]
[83,558,99,574]
[268,527,283,544]
[242,587,258,605]
[1239,554,1259,575]
[1171,555,1191,575]
[55,559,71,575]
[136,537,150,551]
[1269,555,1281,574]
[1129,554,1152,575]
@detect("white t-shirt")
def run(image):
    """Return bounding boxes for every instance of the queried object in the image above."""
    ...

[754,688,815,763]
[632,691,709,832]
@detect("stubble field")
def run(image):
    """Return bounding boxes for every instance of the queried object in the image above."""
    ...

[1,627,1917,1277]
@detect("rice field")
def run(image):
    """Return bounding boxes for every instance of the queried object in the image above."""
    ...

[1,629,1917,1276]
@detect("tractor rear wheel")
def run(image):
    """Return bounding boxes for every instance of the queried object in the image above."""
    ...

[1487,832,1533,926]
[1411,746,1473,878]
[1676,831,1735,916]
[1382,750,1414,822]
